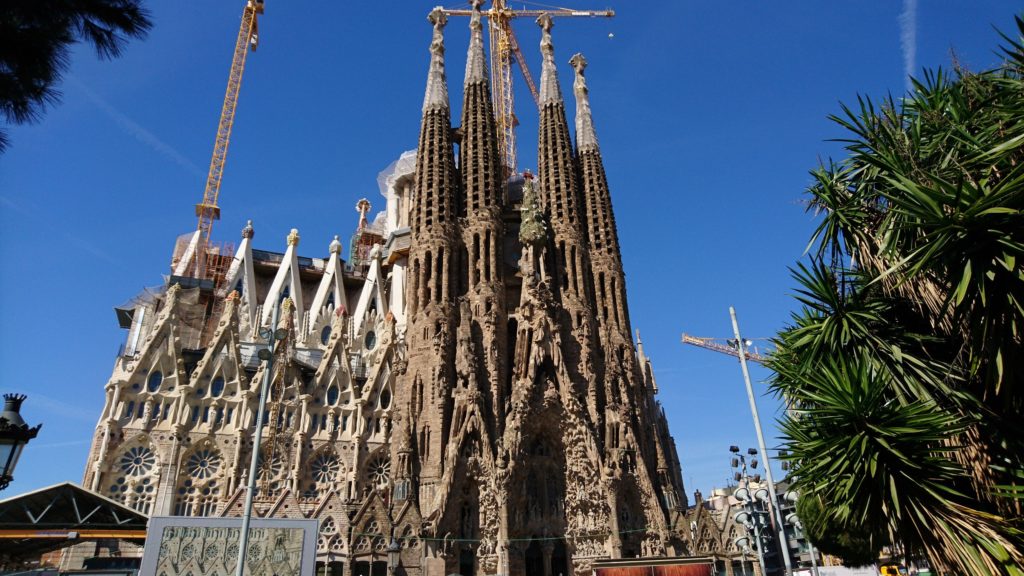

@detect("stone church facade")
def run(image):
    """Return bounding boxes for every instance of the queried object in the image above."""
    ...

[82,4,725,575]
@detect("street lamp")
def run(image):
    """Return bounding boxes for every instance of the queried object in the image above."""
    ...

[387,537,401,575]
[0,394,42,491]
[730,307,793,576]
[784,492,820,576]
[235,303,285,576]
[731,447,768,576]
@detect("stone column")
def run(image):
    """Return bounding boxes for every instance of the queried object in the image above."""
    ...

[541,541,555,576]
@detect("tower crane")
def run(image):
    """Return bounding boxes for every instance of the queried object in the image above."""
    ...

[183,0,264,278]
[681,333,767,364]
[439,1,614,175]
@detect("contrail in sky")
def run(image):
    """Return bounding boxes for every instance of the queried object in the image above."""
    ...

[68,76,205,179]
[899,0,917,93]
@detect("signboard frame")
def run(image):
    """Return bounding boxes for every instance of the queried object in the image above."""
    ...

[138,516,318,576]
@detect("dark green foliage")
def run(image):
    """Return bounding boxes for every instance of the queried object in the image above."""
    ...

[797,494,882,567]
[0,0,151,151]
[771,16,1024,576]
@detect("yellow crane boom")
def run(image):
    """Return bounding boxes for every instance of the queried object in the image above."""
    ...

[439,1,614,175]
[681,333,767,364]
[192,0,264,277]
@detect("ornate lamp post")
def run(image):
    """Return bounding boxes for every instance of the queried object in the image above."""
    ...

[387,537,401,575]
[0,394,41,491]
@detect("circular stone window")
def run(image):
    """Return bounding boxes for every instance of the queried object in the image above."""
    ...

[186,449,221,480]
[366,454,390,488]
[364,330,377,350]
[120,446,156,476]
[311,453,340,483]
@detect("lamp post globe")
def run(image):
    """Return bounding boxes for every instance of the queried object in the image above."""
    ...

[387,537,401,575]
[0,394,42,491]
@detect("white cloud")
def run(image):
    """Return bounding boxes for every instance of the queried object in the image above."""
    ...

[68,76,205,179]
[900,0,918,92]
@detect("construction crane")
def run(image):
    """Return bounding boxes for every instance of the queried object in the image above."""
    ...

[189,0,264,278]
[439,1,614,175]
[681,333,768,364]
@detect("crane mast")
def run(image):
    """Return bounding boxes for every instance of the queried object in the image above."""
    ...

[439,1,614,175]
[191,0,264,278]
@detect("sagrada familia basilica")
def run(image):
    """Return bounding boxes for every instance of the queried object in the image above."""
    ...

[81,3,747,575]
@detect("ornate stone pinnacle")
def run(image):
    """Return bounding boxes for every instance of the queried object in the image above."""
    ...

[423,7,450,111]
[570,52,587,75]
[537,14,561,104]
[242,219,254,239]
[287,228,300,247]
[329,234,342,254]
[465,0,487,83]
[571,52,599,150]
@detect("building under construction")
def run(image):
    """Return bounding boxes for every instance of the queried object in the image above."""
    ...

[79,2,755,575]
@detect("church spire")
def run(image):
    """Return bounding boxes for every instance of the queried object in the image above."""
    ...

[573,52,628,338]
[422,8,449,112]
[460,0,502,213]
[536,14,583,231]
[570,53,598,151]
[464,0,487,84]
[538,14,562,105]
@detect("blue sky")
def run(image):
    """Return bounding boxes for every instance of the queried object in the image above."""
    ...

[0,1,1018,502]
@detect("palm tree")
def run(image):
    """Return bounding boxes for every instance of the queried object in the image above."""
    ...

[768,16,1024,575]
[0,0,152,151]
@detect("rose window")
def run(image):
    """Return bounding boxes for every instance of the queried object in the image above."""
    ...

[311,453,340,483]
[202,544,220,562]
[186,449,221,480]
[120,446,156,476]
[181,544,195,560]
[366,455,390,488]
[257,452,284,480]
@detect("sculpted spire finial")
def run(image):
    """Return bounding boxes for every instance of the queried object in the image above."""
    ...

[537,14,562,104]
[423,7,450,111]
[571,52,599,150]
[519,175,548,248]
[464,0,487,84]
[241,219,254,239]
[287,228,300,247]
[329,234,342,255]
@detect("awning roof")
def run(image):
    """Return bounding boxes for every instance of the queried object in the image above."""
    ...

[0,482,148,560]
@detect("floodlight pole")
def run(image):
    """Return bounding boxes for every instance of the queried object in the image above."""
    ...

[235,301,280,576]
[730,306,793,576]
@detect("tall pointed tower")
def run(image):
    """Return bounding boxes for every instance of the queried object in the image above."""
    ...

[401,6,459,517]
[571,52,688,556]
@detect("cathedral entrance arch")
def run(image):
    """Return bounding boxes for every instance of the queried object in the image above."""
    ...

[523,538,569,576]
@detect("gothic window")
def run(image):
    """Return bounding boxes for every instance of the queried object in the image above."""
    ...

[186,449,221,480]
[378,389,391,410]
[211,377,225,397]
[364,454,391,489]
[364,330,377,350]
[147,371,163,393]
[321,325,332,346]
[326,386,339,406]
[109,444,158,513]
[121,446,156,476]
[256,449,287,497]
